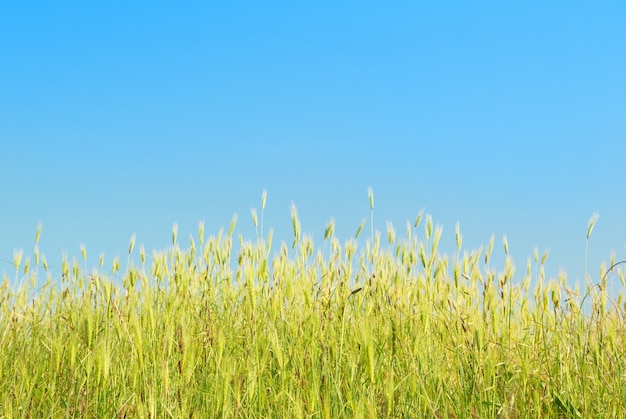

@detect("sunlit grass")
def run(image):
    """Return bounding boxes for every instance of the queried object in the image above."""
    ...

[1,198,625,417]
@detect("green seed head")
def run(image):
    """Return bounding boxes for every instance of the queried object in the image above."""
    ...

[610,251,616,268]
[261,189,267,212]
[129,234,136,255]
[425,215,433,240]
[355,218,365,239]
[485,234,494,264]
[414,209,424,229]
[23,257,30,275]
[386,222,396,245]
[586,212,599,239]
[198,221,205,247]
[61,256,69,279]
[324,218,335,240]
[368,187,374,210]
[432,225,443,253]
[13,249,23,271]
[251,208,258,229]
[290,203,301,248]
[35,222,42,244]
[189,234,196,255]
[111,256,120,274]
[228,214,238,238]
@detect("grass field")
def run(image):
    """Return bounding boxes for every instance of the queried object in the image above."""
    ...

[2,202,625,417]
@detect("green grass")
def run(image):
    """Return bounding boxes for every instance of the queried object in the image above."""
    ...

[1,208,625,417]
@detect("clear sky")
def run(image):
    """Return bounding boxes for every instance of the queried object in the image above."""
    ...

[1,2,625,293]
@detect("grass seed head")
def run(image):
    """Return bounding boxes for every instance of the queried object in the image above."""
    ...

[228,214,238,238]
[386,222,396,245]
[425,215,433,240]
[129,234,136,255]
[355,218,365,239]
[251,208,258,229]
[23,257,30,275]
[172,223,178,245]
[485,234,495,264]
[290,203,301,248]
[13,249,23,271]
[587,212,599,240]
[455,222,463,252]
[112,256,120,274]
[324,219,335,240]
[35,222,42,244]
[414,209,424,229]
[261,189,267,211]
[198,221,205,247]
[189,234,196,255]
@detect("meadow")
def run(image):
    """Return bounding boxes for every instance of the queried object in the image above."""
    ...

[2,196,625,417]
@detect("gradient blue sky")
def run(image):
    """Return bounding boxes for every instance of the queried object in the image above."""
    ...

[1,2,625,291]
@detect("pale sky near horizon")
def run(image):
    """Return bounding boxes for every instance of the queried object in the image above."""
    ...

[1,2,625,294]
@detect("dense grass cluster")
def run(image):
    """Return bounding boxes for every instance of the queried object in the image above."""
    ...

[2,204,625,417]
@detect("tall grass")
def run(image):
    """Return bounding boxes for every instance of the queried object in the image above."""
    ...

[1,204,625,417]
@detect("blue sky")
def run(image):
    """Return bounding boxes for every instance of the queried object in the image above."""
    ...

[1,2,625,292]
